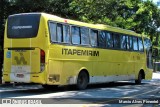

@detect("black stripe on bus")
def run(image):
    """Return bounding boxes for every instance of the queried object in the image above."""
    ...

[8,47,35,50]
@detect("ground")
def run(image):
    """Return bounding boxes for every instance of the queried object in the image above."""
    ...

[0,72,160,107]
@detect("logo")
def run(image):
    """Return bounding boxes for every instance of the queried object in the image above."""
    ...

[12,25,32,30]
[2,99,11,104]
[14,52,27,65]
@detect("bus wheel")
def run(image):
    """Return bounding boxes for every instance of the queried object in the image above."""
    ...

[42,85,58,90]
[76,71,89,90]
[135,72,142,84]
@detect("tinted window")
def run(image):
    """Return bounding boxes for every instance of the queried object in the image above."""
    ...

[144,38,152,69]
[63,25,70,43]
[144,38,152,50]
[121,35,127,49]
[133,37,138,51]
[99,31,106,48]
[129,36,133,50]
[49,22,57,42]
[113,33,120,49]
[81,27,89,45]
[90,29,98,46]
[71,26,80,44]
[138,38,144,52]
[57,24,63,42]
[7,14,40,38]
[126,36,130,50]
[106,32,113,48]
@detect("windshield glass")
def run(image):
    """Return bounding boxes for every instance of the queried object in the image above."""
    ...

[7,13,41,38]
[144,38,153,69]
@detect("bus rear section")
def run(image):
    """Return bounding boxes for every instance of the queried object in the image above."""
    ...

[3,13,47,84]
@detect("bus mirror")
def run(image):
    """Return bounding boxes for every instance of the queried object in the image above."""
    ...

[152,48,158,57]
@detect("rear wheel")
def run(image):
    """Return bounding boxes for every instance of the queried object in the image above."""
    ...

[135,72,142,84]
[76,71,89,90]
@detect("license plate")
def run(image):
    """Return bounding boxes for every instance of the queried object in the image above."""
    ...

[16,74,24,78]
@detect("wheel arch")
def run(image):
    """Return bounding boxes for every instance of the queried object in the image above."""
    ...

[139,69,145,79]
[78,67,90,83]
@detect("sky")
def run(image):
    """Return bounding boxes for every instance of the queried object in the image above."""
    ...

[152,0,160,31]
[153,0,160,7]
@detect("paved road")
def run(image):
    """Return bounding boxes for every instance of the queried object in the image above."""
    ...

[0,73,160,107]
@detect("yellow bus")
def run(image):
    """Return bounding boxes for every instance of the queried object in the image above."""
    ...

[3,13,153,89]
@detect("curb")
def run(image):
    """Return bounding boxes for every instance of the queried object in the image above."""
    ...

[0,82,16,87]
[0,82,38,87]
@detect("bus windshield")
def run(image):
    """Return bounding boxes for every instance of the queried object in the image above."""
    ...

[144,38,153,69]
[7,13,41,38]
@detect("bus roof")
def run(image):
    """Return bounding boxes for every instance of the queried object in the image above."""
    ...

[41,13,140,37]
[11,12,141,37]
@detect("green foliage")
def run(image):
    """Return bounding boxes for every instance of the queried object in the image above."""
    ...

[70,0,160,45]
[0,0,160,46]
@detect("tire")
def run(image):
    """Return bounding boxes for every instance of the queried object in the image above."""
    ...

[42,85,58,90]
[76,71,89,90]
[135,72,142,84]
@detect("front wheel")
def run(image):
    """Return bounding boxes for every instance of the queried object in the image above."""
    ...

[76,71,89,90]
[135,73,142,84]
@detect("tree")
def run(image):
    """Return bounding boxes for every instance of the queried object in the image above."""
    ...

[69,0,160,45]
[0,0,160,45]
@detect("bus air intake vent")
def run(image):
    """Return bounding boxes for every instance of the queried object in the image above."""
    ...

[48,74,60,82]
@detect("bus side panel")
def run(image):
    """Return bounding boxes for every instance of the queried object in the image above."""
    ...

[92,50,135,82]
[119,51,135,79]
[135,52,146,79]
[47,60,93,85]
[62,61,92,85]
[47,60,63,85]
[47,44,94,85]
[145,68,153,80]
[92,49,117,77]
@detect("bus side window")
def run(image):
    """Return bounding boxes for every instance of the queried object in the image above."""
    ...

[113,33,121,49]
[98,31,106,48]
[129,36,133,50]
[126,36,130,50]
[63,25,70,43]
[49,22,57,42]
[138,37,144,52]
[133,37,138,51]
[144,38,151,49]
[57,24,63,42]
[121,35,127,50]
[81,27,89,45]
[106,32,113,48]
[90,29,98,47]
[71,26,80,45]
